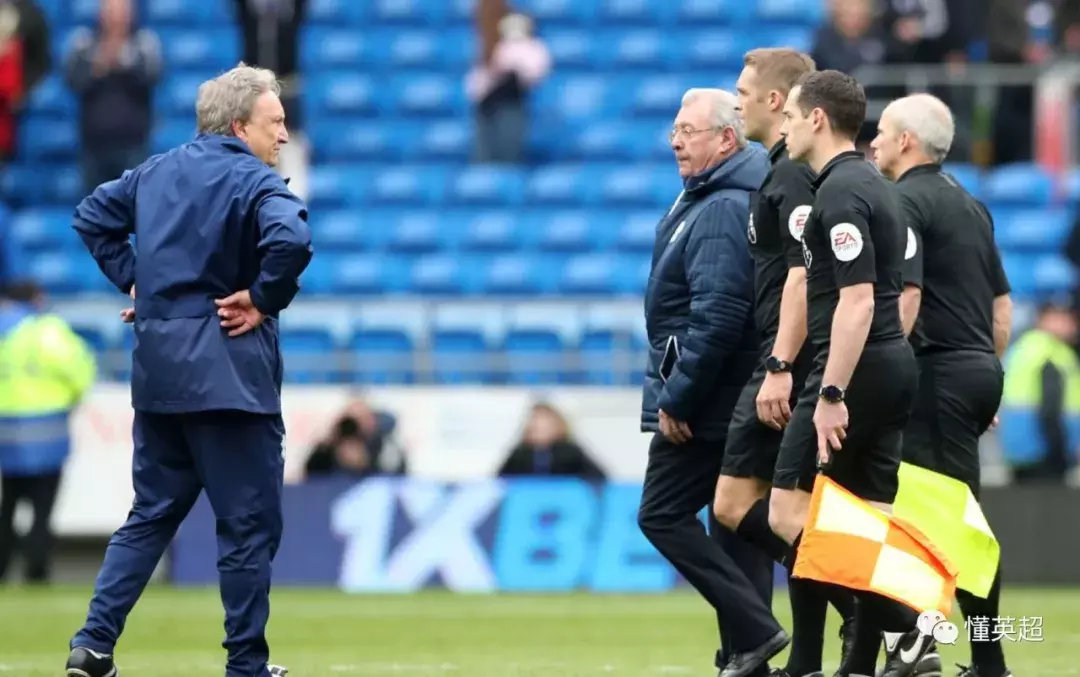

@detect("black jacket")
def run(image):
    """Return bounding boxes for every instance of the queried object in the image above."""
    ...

[640,146,766,440]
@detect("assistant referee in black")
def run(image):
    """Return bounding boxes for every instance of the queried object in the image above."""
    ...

[758,70,930,677]
[871,93,1015,677]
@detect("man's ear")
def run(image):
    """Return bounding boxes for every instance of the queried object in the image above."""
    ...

[768,90,785,113]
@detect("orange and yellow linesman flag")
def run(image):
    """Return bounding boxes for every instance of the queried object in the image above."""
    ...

[793,475,959,615]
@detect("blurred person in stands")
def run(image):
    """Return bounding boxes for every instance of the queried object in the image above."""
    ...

[0,280,96,585]
[1055,0,1080,55]
[638,88,787,677]
[997,295,1080,484]
[498,402,604,478]
[63,0,161,195]
[466,11,551,164]
[232,0,308,200]
[65,63,309,677]
[0,0,50,164]
[984,0,1042,164]
[305,397,408,478]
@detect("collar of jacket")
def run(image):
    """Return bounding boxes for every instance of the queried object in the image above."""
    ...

[897,162,942,183]
[681,144,767,195]
[811,150,866,190]
[193,133,291,183]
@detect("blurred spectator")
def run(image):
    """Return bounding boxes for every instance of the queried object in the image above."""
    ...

[998,296,1080,484]
[305,398,407,479]
[984,0,1038,164]
[1055,0,1080,55]
[63,0,160,194]
[0,281,96,584]
[811,0,891,74]
[498,402,605,478]
[878,0,973,65]
[232,0,308,200]
[0,0,50,163]
[466,12,551,165]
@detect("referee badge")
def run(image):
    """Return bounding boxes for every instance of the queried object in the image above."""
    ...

[747,214,757,244]
[829,223,864,262]
[801,239,812,269]
[788,205,812,241]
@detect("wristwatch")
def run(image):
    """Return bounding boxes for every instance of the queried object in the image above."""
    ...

[819,385,846,403]
[765,356,792,374]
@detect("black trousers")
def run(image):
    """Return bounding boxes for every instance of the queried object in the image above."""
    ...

[0,471,63,582]
[638,432,780,656]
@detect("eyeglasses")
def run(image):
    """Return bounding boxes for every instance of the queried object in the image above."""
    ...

[668,125,723,142]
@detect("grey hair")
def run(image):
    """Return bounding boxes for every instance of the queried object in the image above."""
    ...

[196,62,281,135]
[681,88,748,148]
[882,93,955,163]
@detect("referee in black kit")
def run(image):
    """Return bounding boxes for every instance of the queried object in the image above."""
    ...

[714,48,857,677]
[753,70,932,677]
[871,93,1015,677]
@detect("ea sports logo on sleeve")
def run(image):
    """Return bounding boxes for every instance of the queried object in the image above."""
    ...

[829,223,864,262]
[789,205,812,241]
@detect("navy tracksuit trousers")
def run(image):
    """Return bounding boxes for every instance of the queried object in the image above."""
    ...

[71,410,285,677]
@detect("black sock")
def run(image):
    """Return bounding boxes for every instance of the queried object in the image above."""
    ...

[736,497,791,563]
[783,538,828,676]
[824,584,856,623]
[958,566,1008,677]
[843,596,883,676]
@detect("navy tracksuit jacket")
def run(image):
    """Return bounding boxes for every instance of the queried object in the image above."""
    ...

[69,134,312,677]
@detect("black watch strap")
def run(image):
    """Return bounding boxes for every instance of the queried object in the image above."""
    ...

[766,356,792,374]
[819,385,845,403]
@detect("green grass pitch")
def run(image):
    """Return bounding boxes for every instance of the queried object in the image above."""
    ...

[0,586,1076,675]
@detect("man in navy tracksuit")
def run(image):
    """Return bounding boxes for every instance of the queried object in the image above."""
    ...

[636,88,788,677]
[66,63,312,677]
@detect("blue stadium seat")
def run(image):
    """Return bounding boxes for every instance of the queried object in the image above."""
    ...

[307,165,374,208]
[994,208,1072,253]
[281,326,340,384]
[352,301,426,383]
[631,75,696,116]
[758,27,815,52]
[386,211,459,253]
[1033,254,1078,295]
[530,211,619,252]
[311,121,414,162]
[533,75,618,121]
[145,0,234,24]
[1065,167,1080,203]
[599,164,679,207]
[26,252,93,294]
[415,119,471,160]
[513,0,598,25]
[983,163,1055,206]
[71,323,112,353]
[1,164,81,207]
[297,256,337,294]
[159,29,240,70]
[756,0,825,24]
[558,254,622,295]
[430,303,505,384]
[309,209,390,251]
[371,0,451,24]
[596,0,671,25]
[306,73,378,116]
[68,0,103,23]
[9,208,76,252]
[151,119,196,155]
[616,212,659,252]
[410,254,473,295]
[598,29,680,70]
[299,28,375,69]
[25,75,76,118]
[18,119,78,161]
[448,166,528,206]
[542,29,597,69]
[678,0,755,24]
[155,74,204,116]
[682,30,745,69]
[579,301,644,384]
[942,164,983,200]
[460,212,522,253]
[479,254,557,295]
[307,0,371,24]
[567,122,668,161]
[1000,253,1037,299]
[502,303,582,384]
[368,165,449,206]
[526,164,593,206]
[388,75,464,117]
[331,254,412,294]
[375,29,476,69]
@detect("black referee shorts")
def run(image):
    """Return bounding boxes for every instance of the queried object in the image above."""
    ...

[773,339,917,504]
[902,350,1003,499]
[721,347,812,482]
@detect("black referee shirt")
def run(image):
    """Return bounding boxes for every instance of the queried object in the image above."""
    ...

[898,163,1011,355]
[803,151,907,353]
[747,139,817,344]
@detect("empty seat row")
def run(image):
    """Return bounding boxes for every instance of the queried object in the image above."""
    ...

[298,26,812,72]
[304,0,824,27]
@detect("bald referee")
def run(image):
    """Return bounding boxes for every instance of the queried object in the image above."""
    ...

[871,93,1015,677]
